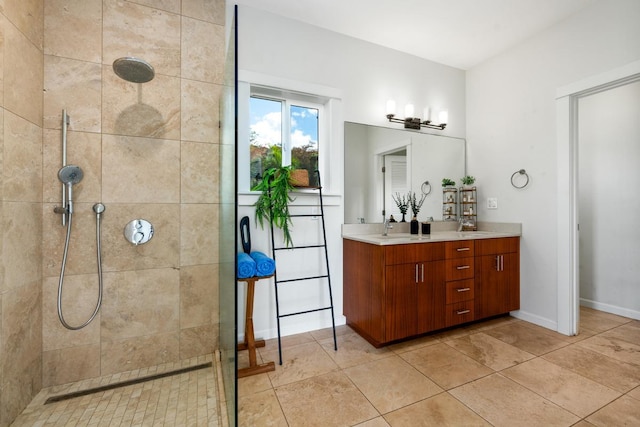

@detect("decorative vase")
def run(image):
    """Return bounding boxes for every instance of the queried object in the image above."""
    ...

[410,216,419,234]
[401,213,406,222]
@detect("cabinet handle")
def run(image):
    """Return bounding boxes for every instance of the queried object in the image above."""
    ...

[501,255,504,271]
[415,264,419,283]
[421,264,424,283]
[456,287,471,292]
[456,309,471,315]
[456,265,470,270]
[495,256,500,271]
[456,247,470,252]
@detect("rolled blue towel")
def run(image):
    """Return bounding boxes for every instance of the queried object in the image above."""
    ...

[250,251,276,276]
[237,252,256,279]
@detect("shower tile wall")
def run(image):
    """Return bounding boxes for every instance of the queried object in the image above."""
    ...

[2,0,225,425]
[0,0,44,426]
[40,0,225,389]
[1,1,45,426]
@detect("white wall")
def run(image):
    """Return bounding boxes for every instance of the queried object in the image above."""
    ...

[579,80,640,318]
[466,0,640,329]
[235,5,466,339]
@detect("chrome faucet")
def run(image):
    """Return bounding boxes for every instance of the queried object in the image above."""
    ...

[383,218,394,236]
[457,217,464,232]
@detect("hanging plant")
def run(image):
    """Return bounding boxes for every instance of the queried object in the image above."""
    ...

[253,166,296,247]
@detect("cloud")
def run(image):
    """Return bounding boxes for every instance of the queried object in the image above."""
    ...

[251,109,318,149]
[291,129,317,148]
[251,112,281,147]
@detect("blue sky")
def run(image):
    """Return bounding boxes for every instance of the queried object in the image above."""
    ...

[250,97,318,148]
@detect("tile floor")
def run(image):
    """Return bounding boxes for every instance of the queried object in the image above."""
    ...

[11,354,222,426]
[238,308,640,426]
[8,308,640,426]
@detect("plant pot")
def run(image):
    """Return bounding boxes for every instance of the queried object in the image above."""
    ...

[289,169,309,187]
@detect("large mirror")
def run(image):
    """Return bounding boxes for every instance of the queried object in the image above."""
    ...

[344,122,466,224]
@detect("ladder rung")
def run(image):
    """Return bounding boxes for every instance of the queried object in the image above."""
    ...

[279,306,333,318]
[276,275,329,284]
[274,244,326,251]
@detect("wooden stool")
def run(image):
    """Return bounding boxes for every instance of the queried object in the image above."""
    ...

[237,275,276,378]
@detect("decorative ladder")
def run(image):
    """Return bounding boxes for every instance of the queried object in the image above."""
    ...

[269,170,337,365]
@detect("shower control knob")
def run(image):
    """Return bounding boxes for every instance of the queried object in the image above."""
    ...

[124,219,154,245]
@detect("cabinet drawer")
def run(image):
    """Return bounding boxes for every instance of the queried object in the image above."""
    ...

[446,301,474,327]
[445,240,474,259]
[446,279,475,304]
[475,237,519,256]
[445,257,474,281]
[385,242,445,265]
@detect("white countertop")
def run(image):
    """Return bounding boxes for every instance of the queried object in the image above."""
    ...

[341,222,522,246]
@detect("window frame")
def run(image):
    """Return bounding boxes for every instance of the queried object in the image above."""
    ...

[248,93,323,184]
[238,72,341,196]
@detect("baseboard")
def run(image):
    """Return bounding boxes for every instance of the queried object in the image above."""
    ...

[580,298,640,320]
[240,315,347,342]
[510,309,560,333]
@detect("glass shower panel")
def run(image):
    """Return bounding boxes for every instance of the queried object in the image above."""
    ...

[219,5,238,426]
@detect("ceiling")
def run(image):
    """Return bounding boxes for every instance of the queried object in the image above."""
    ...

[233,0,596,70]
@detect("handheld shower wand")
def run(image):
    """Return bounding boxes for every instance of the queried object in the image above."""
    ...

[54,164,105,330]
[57,165,84,215]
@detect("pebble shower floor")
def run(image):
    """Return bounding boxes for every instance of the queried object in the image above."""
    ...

[10,354,225,426]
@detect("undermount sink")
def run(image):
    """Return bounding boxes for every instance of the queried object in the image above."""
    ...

[380,233,413,239]
[456,231,494,237]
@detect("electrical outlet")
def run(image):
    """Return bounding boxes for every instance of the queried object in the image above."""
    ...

[487,198,498,209]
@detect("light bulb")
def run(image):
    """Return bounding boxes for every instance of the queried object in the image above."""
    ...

[386,99,396,115]
[439,110,448,125]
[404,104,415,118]
[423,107,430,122]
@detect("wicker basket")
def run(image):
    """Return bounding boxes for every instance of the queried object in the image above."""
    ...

[289,169,309,187]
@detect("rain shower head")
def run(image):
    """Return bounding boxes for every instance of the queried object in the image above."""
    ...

[58,165,84,185]
[113,57,155,83]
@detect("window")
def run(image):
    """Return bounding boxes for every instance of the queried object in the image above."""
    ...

[249,95,321,188]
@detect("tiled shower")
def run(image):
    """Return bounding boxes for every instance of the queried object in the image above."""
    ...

[0,0,225,425]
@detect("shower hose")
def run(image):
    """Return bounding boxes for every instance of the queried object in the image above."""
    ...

[57,203,104,330]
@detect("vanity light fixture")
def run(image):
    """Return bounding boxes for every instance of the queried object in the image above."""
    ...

[385,100,447,130]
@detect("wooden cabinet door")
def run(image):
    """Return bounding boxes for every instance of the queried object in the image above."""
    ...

[385,263,419,341]
[417,260,446,333]
[476,252,518,318]
[386,260,446,341]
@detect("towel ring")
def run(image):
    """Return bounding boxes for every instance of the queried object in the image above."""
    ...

[421,181,432,196]
[511,169,529,189]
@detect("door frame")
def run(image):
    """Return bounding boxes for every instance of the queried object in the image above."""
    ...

[374,138,411,222]
[556,60,640,335]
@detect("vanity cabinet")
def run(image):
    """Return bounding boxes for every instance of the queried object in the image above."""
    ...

[343,239,446,346]
[475,237,520,318]
[444,240,475,327]
[343,236,519,347]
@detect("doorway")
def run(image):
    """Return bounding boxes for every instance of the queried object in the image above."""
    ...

[556,60,640,336]
[383,152,409,221]
[578,80,640,319]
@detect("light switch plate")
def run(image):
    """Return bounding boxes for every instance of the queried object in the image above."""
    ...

[487,198,498,209]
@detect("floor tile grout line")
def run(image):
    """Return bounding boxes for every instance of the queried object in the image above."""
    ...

[243,311,639,425]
